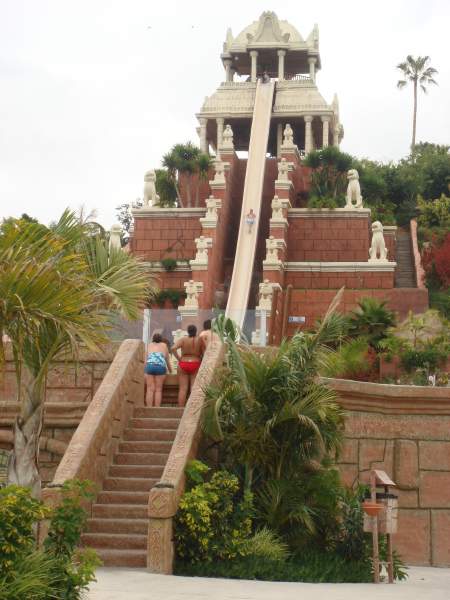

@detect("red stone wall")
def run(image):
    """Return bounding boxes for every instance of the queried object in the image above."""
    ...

[285,271,394,290]
[329,379,450,566]
[131,216,201,261]
[286,217,370,262]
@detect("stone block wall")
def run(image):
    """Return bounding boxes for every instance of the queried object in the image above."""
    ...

[328,378,450,566]
[0,344,117,484]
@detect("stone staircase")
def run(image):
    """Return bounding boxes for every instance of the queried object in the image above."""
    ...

[395,229,416,288]
[81,379,181,567]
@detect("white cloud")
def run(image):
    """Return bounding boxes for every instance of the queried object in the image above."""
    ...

[0,0,449,227]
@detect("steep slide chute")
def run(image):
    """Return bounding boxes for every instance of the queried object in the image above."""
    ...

[225,80,275,328]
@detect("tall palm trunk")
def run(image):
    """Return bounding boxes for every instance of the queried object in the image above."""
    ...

[412,79,418,151]
[8,379,45,498]
[185,174,192,208]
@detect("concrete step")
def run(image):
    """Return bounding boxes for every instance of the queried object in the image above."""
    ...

[94,548,146,568]
[133,406,184,419]
[129,417,180,430]
[114,452,168,466]
[81,532,147,550]
[92,503,147,519]
[96,490,149,505]
[108,465,164,479]
[123,428,176,442]
[103,477,157,492]
[86,518,148,535]
[118,440,172,454]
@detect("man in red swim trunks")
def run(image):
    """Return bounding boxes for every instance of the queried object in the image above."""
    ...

[171,324,204,406]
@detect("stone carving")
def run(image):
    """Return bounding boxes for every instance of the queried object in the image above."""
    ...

[282,123,295,147]
[143,169,160,207]
[258,279,275,310]
[222,124,234,149]
[265,236,280,263]
[271,195,283,220]
[369,221,388,262]
[191,236,212,267]
[109,224,122,252]
[345,169,363,209]
[183,280,203,308]
[205,195,219,220]
[277,158,289,181]
[213,160,225,183]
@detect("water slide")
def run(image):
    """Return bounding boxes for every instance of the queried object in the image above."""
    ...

[225,80,275,328]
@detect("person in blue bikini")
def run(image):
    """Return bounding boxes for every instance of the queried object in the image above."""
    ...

[145,332,172,407]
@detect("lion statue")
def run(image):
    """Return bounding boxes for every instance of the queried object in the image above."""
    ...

[345,169,363,209]
[143,169,160,207]
[369,221,388,261]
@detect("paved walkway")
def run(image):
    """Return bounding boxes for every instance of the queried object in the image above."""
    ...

[88,566,450,599]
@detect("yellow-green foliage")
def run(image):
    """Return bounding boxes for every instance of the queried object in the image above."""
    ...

[175,464,253,563]
[0,485,50,575]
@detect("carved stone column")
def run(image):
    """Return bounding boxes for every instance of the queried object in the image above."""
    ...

[250,50,258,82]
[304,115,313,154]
[199,118,208,153]
[216,117,224,149]
[308,57,317,83]
[321,116,330,148]
[223,59,232,82]
[277,50,286,80]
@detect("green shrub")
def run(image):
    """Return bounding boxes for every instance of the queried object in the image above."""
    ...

[153,288,185,307]
[161,257,177,271]
[400,344,448,373]
[241,527,289,561]
[0,485,50,576]
[0,551,63,600]
[174,461,253,563]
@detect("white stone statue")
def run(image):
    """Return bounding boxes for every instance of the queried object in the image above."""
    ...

[282,124,294,147]
[345,169,363,209]
[109,224,122,252]
[369,221,388,262]
[222,124,234,149]
[271,195,283,220]
[258,279,274,310]
[143,169,160,207]
[213,160,225,183]
[192,236,212,265]
[277,158,289,181]
[265,236,279,263]
[183,280,202,308]
[205,195,219,220]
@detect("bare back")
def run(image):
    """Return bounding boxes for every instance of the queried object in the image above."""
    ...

[175,335,203,359]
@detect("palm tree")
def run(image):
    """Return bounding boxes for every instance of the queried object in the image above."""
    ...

[202,296,348,546]
[0,211,156,496]
[162,142,211,208]
[397,55,438,150]
[348,297,396,350]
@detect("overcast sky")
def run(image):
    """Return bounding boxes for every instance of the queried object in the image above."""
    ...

[1,0,449,228]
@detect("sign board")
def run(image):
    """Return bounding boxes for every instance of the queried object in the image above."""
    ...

[288,316,306,324]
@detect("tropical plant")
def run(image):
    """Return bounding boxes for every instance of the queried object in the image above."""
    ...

[397,55,438,150]
[348,298,396,350]
[304,146,353,205]
[0,211,156,494]
[162,142,212,207]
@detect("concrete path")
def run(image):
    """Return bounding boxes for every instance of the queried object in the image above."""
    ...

[88,566,450,600]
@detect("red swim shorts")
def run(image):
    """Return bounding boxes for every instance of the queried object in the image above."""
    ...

[178,360,201,374]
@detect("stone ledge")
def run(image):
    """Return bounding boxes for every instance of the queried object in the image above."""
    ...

[286,261,396,272]
[288,208,371,218]
[131,208,206,218]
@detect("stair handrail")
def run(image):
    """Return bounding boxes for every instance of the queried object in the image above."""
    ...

[147,339,224,573]
[40,339,144,540]
[410,218,426,288]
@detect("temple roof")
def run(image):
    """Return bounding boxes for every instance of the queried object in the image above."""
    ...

[224,12,319,54]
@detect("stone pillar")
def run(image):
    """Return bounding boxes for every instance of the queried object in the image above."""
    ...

[216,117,224,149]
[308,57,317,83]
[276,123,283,158]
[321,116,330,148]
[223,59,232,82]
[304,115,313,154]
[333,125,340,148]
[199,117,207,153]
[250,50,258,82]
[277,50,286,80]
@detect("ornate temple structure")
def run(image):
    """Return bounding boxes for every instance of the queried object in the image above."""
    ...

[130,11,427,340]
